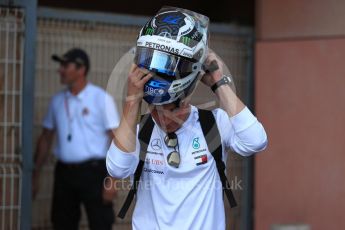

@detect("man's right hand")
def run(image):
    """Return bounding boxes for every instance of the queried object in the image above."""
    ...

[32,128,55,200]
[113,64,152,153]
[126,64,153,103]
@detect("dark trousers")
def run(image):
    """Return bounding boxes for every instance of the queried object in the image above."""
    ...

[51,160,114,230]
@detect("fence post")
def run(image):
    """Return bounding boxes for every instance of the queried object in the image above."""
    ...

[20,0,37,229]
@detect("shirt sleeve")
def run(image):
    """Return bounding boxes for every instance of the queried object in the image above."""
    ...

[42,97,56,130]
[103,93,120,130]
[213,107,268,157]
[106,126,140,179]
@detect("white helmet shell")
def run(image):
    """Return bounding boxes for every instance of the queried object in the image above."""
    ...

[135,6,210,105]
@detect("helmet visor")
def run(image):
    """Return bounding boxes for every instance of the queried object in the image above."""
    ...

[134,47,195,78]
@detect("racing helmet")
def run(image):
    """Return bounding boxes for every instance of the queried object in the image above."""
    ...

[134,6,209,105]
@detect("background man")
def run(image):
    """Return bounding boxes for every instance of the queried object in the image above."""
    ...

[33,48,119,230]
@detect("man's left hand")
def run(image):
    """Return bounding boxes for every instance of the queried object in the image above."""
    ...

[200,51,224,87]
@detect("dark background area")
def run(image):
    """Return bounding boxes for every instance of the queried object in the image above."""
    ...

[38,0,255,25]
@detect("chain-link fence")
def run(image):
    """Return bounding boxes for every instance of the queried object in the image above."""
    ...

[0,6,25,230]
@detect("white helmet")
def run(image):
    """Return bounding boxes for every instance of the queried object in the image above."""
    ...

[134,6,209,105]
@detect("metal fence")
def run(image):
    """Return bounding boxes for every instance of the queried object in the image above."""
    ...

[0,6,24,230]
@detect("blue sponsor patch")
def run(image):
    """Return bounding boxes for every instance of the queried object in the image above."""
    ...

[148,80,168,88]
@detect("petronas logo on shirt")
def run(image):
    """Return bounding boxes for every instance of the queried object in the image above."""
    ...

[192,137,200,149]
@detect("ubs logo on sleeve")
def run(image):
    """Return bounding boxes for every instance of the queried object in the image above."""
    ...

[145,156,164,166]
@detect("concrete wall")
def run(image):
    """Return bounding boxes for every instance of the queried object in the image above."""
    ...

[255,0,345,229]
[256,0,345,39]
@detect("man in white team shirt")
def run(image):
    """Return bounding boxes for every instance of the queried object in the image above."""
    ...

[106,7,267,230]
[33,48,119,230]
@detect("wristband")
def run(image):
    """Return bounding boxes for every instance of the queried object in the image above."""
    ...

[211,76,232,93]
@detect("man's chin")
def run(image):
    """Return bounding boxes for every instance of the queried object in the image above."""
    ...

[60,79,66,84]
[163,124,180,133]
[60,79,68,85]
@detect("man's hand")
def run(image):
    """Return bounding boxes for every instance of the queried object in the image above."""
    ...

[32,170,40,200]
[126,64,153,103]
[200,51,245,116]
[201,52,224,87]
[113,64,152,153]
[102,176,117,204]
[32,128,55,200]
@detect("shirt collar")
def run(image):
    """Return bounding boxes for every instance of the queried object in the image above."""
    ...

[175,105,197,135]
[65,82,90,100]
[76,82,90,100]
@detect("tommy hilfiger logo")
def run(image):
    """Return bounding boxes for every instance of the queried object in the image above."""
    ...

[194,154,207,166]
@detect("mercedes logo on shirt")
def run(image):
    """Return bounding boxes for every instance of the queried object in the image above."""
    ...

[151,138,161,150]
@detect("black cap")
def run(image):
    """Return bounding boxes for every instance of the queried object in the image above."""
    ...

[52,48,90,74]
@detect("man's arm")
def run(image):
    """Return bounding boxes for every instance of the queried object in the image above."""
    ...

[34,128,55,172]
[201,52,267,155]
[32,128,55,198]
[102,130,118,203]
[106,64,152,179]
[107,130,115,147]
[201,52,245,116]
[113,64,152,152]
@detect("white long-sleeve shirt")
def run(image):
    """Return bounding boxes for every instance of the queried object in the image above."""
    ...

[107,106,267,230]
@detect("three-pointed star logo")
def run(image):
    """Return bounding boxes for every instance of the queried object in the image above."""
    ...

[151,138,161,150]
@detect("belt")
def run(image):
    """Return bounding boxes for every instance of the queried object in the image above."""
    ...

[57,159,105,169]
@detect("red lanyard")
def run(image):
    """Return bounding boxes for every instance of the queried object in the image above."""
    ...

[64,92,72,141]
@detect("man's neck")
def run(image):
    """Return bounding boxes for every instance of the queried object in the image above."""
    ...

[175,105,191,129]
[162,104,192,133]
[69,80,88,95]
